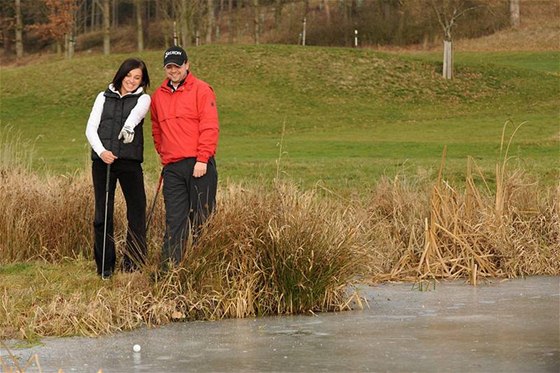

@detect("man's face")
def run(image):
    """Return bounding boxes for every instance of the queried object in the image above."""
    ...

[165,62,189,84]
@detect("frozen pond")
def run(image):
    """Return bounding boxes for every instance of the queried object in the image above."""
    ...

[2,276,559,372]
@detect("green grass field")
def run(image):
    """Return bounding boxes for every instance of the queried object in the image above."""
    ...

[1,45,558,190]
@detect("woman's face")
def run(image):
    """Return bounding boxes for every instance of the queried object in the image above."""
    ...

[120,68,143,95]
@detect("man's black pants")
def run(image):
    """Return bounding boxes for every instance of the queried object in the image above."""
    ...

[161,157,217,265]
[92,159,147,275]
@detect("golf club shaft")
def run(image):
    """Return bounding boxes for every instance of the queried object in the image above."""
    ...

[146,171,163,235]
[101,163,111,277]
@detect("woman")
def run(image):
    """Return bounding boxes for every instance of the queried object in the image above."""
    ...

[85,58,151,279]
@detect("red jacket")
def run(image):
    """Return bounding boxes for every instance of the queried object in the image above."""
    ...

[151,73,219,165]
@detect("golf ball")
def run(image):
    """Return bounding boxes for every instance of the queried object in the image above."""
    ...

[133,344,141,352]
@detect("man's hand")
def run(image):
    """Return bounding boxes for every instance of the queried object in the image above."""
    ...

[118,126,135,144]
[100,150,117,164]
[193,161,207,178]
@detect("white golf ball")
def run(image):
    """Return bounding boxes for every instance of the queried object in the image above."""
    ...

[133,344,141,352]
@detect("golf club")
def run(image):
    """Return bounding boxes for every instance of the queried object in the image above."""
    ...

[145,30,175,252]
[146,171,163,235]
[101,163,111,279]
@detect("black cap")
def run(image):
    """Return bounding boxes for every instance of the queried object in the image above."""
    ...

[163,46,187,67]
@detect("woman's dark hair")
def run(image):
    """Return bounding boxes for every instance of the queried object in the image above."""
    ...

[112,58,150,92]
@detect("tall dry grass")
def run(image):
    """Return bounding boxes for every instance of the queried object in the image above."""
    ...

[173,181,367,318]
[0,169,93,262]
[0,174,366,339]
[361,124,560,284]
[1,122,559,341]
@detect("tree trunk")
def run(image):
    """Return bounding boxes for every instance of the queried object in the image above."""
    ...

[228,0,234,43]
[15,0,23,60]
[179,0,189,47]
[274,0,283,30]
[112,0,118,27]
[510,0,520,28]
[135,0,144,51]
[65,33,75,59]
[2,17,12,57]
[206,0,214,43]
[155,0,170,47]
[102,0,110,55]
[90,0,97,32]
[253,0,259,45]
[68,31,75,59]
[443,40,453,79]
[301,17,306,46]
[322,0,331,25]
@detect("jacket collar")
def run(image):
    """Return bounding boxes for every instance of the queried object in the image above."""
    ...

[161,72,194,93]
[107,84,144,97]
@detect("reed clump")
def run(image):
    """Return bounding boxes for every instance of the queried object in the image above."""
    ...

[165,181,367,319]
[361,130,559,284]
[0,169,93,262]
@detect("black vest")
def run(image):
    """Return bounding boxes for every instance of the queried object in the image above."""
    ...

[91,88,144,162]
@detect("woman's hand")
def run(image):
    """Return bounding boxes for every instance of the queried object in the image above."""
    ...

[100,150,117,164]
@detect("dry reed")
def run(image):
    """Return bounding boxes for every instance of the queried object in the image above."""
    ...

[361,123,560,284]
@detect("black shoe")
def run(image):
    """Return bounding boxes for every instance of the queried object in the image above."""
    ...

[100,269,113,280]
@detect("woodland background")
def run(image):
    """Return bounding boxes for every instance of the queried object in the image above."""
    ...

[1,0,551,63]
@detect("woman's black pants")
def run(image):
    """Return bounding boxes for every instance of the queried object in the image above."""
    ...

[92,159,146,275]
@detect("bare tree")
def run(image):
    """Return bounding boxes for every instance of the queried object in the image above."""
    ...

[431,0,478,79]
[206,0,214,43]
[176,0,193,47]
[102,0,110,55]
[178,0,188,46]
[322,0,331,25]
[253,0,260,44]
[227,0,236,43]
[15,0,23,59]
[89,0,96,32]
[135,0,144,51]
[1,17,13,57]
[274,0,283,30]
[510,0,520,28]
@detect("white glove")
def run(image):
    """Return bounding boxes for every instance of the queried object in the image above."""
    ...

[118,126,135,144]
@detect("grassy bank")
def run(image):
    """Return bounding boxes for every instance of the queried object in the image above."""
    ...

[1,45,558,190]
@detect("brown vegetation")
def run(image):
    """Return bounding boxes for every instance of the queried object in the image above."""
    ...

[1,121,558,341]
[456,0,560,51]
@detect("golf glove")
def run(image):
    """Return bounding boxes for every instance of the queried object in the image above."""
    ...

[118,126,135,144]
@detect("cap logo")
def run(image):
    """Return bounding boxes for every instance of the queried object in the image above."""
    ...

[165,50,183,58]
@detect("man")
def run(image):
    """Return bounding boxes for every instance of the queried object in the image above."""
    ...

[150,46,219,267]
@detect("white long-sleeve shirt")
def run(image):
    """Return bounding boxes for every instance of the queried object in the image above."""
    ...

[85,84,151,157]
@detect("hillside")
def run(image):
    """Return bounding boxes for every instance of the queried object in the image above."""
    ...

[1,43,558,190]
